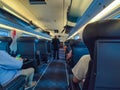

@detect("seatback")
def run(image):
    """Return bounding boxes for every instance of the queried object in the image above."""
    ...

[70,40,89,68]
[17,37,38,72]
[83,19,120,90]
[47,41,52,57]
[37,39,48,62]
[94,40,120,90]
[64,40,71,54]
[17,37,37,58]
[0,36,12,54]
[0,75,26,90]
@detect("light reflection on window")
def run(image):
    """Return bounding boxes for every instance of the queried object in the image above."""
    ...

[0,29,9,36]
[74,35,80,40]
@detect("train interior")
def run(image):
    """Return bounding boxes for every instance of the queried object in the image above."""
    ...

[0,0,120,90]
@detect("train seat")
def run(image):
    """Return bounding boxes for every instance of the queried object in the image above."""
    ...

[70,40,89,68]
[83,19,120,90]
[17,37,39,72]
[47,41,52,57]
[0,36,12,54]
[0,75,26,90]
[36,39,48,63]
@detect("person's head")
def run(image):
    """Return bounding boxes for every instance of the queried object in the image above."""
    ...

[54,35,57,39]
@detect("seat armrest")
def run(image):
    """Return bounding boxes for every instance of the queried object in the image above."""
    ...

[23,59,33,64]
[3,75,26,90]
[69,75,81,90]
[0,85,3,90]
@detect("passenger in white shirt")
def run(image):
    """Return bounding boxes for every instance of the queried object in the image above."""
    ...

[72,54,91,84]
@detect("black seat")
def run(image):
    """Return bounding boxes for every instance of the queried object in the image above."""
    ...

[83,19,120,90]
[17,37,39,72]
[0,75,26,90]
[0,36,12,54]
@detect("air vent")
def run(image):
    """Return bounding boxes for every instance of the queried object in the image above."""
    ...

[54,30,59,33]
[29,0,46,4]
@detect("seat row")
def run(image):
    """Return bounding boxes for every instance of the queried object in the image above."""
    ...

[65,19,120,90]
[0,36,52,90]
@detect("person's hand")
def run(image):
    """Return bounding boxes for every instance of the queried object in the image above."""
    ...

[23,58,28,61]
[16,57,23,60]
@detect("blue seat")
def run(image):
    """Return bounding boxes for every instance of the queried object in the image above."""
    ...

[0,37,26,90]
[0,36,12,54]
[70,40,89,68]
[47,41,52,57]
[17,37,39,72]
[83,19,120,90]
[37,39,48,63]
[0,75,26,90]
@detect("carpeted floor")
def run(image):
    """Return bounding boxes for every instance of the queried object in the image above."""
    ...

[34,60,68,90]
[33,49,68,90]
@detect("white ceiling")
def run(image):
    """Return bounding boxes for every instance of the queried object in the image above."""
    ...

[0,0,93,39]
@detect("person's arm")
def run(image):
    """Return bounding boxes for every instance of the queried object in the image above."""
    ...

[72,76,83,83]
[0,51,23,69]
[72,55,90,83]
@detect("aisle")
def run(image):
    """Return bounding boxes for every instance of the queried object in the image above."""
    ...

[34,49,68,90]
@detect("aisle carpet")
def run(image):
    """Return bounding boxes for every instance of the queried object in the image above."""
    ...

[34,60,67,90]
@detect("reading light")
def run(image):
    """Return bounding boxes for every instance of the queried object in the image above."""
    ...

[68,0,120,40]
[0,24,51,40]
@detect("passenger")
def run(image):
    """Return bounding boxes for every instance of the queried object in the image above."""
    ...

[65,39,90,85]
[66,50,72,60]
[72,54,91,85]
[63,45,67,52]
[52,35,60,60]
[0,32,36,89]
[0,50,36,89]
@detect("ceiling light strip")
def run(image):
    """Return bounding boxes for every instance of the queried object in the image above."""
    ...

[68,0,120,39]
[0,24,51,40]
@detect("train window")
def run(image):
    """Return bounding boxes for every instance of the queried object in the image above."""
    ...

[0,29,10,36]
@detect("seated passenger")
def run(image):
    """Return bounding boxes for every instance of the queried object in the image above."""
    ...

[0,50,36,88]
[72,54,91,84]
[65,44,72,61]
[66,50,72,60]
[63,45,67,52]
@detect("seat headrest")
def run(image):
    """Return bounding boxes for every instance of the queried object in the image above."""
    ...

[17,37,38,42]
[83,19,120,59]
[0,36,12,42]
[38,39,47,43]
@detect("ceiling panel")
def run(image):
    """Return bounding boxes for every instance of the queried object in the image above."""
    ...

[1,0,94,39]
[22,0,70,33]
